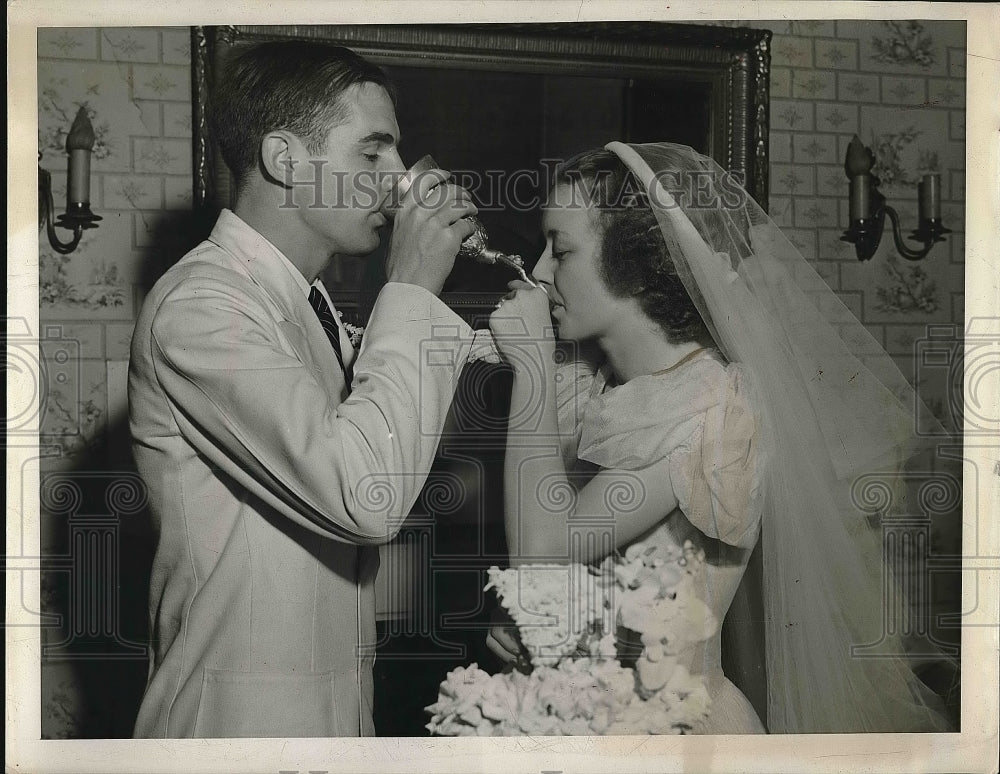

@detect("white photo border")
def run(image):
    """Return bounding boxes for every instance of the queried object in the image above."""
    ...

[7,2,999,772]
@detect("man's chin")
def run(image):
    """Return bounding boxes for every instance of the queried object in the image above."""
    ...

[368,224,388,248]
[350,233,382,257]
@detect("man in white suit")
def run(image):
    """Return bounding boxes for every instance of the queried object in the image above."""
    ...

[129,41,483,737]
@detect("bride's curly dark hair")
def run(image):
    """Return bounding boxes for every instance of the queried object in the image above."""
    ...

[550,149,713,346]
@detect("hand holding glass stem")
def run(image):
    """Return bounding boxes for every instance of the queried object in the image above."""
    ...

[382,155,546,292]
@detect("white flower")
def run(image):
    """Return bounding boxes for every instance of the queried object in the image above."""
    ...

[638,654,678,692]
[429,540,717,736]
[485,564,608,665]
[336,311,365,347]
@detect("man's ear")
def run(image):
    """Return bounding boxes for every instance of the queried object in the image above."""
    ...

[259,130,303,188]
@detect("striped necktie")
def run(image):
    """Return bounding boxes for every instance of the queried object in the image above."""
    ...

[307,286,350,382]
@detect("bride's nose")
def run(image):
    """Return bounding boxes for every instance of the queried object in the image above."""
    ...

[532,246,556,286]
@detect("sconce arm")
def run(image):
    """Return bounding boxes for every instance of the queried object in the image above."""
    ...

[883,205,936,262]
[44,212,85,256]
[38,163,99,255]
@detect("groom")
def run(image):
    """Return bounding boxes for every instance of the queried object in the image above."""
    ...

[129,41,482,737]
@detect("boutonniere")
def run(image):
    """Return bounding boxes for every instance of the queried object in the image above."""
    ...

[337,311,365,348]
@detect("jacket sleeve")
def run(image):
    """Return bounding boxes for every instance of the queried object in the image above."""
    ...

[149,278,473,545]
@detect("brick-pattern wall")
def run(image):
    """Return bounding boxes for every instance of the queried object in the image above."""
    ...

[38,27,194,471]
[761,19,966,432]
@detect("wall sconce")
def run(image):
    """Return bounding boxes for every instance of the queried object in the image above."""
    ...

[840,134,949,262]
[38,106,101,254]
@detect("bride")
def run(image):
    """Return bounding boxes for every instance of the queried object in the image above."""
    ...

[485,141,952,734]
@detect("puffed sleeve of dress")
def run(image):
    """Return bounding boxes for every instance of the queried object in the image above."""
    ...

[571,355,764,549]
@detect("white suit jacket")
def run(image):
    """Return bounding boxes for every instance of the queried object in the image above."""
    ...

[129,210,480,737]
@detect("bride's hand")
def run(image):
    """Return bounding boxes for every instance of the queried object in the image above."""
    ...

[488,281,555,369]
[485,606,525,666]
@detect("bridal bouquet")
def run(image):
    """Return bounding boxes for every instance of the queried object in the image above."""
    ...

[425,539,717,736]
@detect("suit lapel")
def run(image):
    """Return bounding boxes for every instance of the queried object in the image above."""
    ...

[285,299,349,403]
[208,210,349,400]
[276,319,347,394]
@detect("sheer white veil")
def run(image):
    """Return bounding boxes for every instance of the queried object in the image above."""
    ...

[604,141,952,733]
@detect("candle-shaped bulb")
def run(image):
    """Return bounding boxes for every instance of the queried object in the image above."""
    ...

[844,135,873,178]
[66,106,95,207]
[849,174,871,222]
[918,173,941,221]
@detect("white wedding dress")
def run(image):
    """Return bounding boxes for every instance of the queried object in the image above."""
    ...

[556,348,766,734]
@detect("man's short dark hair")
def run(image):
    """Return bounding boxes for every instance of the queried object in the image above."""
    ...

[210,41,395,190]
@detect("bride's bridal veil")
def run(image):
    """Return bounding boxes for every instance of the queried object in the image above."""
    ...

[604,141,953,733]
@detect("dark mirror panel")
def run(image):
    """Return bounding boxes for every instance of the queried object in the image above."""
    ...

[625,79,713,151]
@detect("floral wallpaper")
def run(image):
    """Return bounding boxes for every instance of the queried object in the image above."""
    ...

[875,256,940,315]
[761,19,965,424]
[37,27,194,469]
[37,27,194,739]
[870,20,937,68]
